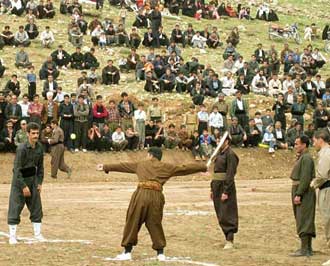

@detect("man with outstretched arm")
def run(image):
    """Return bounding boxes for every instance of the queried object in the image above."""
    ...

[7,122,45,244]
[96,147,207,261]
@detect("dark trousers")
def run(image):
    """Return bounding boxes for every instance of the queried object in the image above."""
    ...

[211,180,238,241]
[28,82,36,101]
[8,179,43,225]
[127,136,139,150]
[74,121,88,149]
[60,119,74,149]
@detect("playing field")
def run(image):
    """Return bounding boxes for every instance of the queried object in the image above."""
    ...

[0,149,329,266]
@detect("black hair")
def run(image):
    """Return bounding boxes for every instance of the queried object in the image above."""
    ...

[27,122,40,133]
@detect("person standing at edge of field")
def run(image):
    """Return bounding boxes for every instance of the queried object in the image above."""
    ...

[48,120,72,179]
[289,135,316,257]
[210,134,239,250]
[96,147,207,261]
[7,122,45,245]
[311,130,330,265]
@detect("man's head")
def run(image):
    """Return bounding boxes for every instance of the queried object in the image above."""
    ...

[50,119,58,129]
[148,147,162,161]
[313,130,330,151]
[20,119,27,130]
[294,135,310,154]
[27,122,40,145]
[121,92,128,101]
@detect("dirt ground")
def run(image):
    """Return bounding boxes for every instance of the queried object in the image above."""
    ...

[0,149,329,266]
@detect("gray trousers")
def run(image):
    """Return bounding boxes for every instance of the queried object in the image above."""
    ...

[319,187,330,245]
[8,178,43,225]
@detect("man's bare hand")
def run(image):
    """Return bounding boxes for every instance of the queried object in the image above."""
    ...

[23,186,31,197]
[221,193,228,202]
[96,164,104,171]
[37,185,42,193]
[293,196,301,205]
[210,192,213,200]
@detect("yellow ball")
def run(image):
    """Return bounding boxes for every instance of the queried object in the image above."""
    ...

[70,133,76,140]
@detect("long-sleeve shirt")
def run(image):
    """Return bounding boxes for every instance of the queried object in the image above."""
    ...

[103,157,206,186]
[40,30,55,42]
[134,110,146,120]
[112,131,125,143]
[28,102,43,118]
[74,103,89,122]
[209,112,223,128]
[197,111,209,122]
[15,31,29,42]
[311,145,330,189]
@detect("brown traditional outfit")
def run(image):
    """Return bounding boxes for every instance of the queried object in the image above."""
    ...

[211,146,239,242]
[103,158,206,251]
[49,126,70,178]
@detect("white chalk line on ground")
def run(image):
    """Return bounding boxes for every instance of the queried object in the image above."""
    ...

[94,256,219,266]
[165,210,213,216]
[0,231,92,245]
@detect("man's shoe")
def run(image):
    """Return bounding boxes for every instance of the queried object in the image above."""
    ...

[290,237,310,257]
[82,149,87,153]
[114,252,132,261]
[9,237,18,245]
[223,241,234,250]
[157,254,166,261]
[322,259,330,266]
[74,149,79,153]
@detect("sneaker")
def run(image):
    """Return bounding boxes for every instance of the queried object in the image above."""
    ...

[9,237,18,245]
[223,241,234,250]
[114,252,132,261]
[74,149,79,153]
[157,254,166,261]
[82,149,87,153]
[34,234,46,241]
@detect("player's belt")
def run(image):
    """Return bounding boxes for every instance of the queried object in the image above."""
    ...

[212,173,226,181]
[292,180,300,186]
[138,181,162,191]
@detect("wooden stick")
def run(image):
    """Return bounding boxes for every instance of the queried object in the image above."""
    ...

[206,131,228,168]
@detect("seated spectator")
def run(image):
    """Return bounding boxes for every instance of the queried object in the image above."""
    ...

[125,126,139,150]
[129,27,141,49]
[191,81,205,105]
[156,26,170,47]
[190,130,201,160]
[322,88,330,107]
[221,71,236,96]
[0,120,16,152]
[160,68,176,92]
[26,0,39,15]
[43,0,55,18]
[4,74,21,97]
[304,123,315,142]
[77,80,94,100]
[191,31,207,50]
[274,121,288,149]
[268,74,282,97]
[171,24,184,47]
[199,128,212,160]
[228,116,247,147]
[42,75,58,98]
[287,121,303,148]
[1,26,14,46]
[111,126,128,151]
[84,48,99,69]
[207,27,220,48]
[145,120,157,148]
[102,60,120,85]
[40,26,55,48]
[88,68,99,84]
[235,74,250,95]
[183,24,195,47]
[178,125,192,150]
[142,27,155,47]
[164,123,178,149]
[87,122,102,151]
[261,109,274,132]
[71,47,85,69]
[262,125,276,153]
[244,118,261,147]
[40,123,52,152]
[133,9,148,28]
[69,24,83,47]
[251,69,268,95]
[14,25,31,47]
[15,46,32,68]
[9,0,24,16]
[14,119,28,146]
[116,24,129,46]
[24,19,39,40]
[100,123,112,151]
[207,73,222,95]
[51,45,71,70]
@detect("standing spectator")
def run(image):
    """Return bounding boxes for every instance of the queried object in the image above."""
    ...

[41,92,58,126]
[134,103,146,149]
[197,104,208,136]
[74,94,89,152]
[59,94,74,151]
[272,93,287,130]
[230,91,249,128]
[19,94,30,122]
[107,100,121,132]
[291,94,306,128]
[209,106,224,134]
[147,97,162,122]
[28,94,43,125]
[118,92,135,130]
[92,95,108,130]
[27,66,37,101]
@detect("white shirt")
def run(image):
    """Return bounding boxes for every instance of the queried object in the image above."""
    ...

[275,129,283,139]
[282,80,295,92]
[112,131,125,142]
[191,34,207,44]
[268,79,282,91]
[237,99,243,110]
[208,112,223,128]
[10,0,22,9]
[54,92,66,103]
[198,111,209,122]
[19,101,29,117]
[134,110,146,120]
[287,94,294,104]
[40,30,55,42]
[221,76,235,89]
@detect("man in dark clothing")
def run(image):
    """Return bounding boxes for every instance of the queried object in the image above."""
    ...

[211,134,239,249]
[289,135,316,257]
[97,147,207,261]
[102,60,120,85]
[7,122,45,245]
[51,45,71,69]
[59,94,74,151]
[71,47,85,70]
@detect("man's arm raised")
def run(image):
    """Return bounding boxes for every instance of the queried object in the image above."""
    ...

[97,161,138,174]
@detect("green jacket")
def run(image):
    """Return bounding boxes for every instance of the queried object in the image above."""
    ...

[13,141,44,189]
[230,98,249,118]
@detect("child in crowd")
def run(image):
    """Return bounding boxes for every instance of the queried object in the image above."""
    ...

[26,65,36,101]
[199,128,212,160]
[262,125,276,153]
